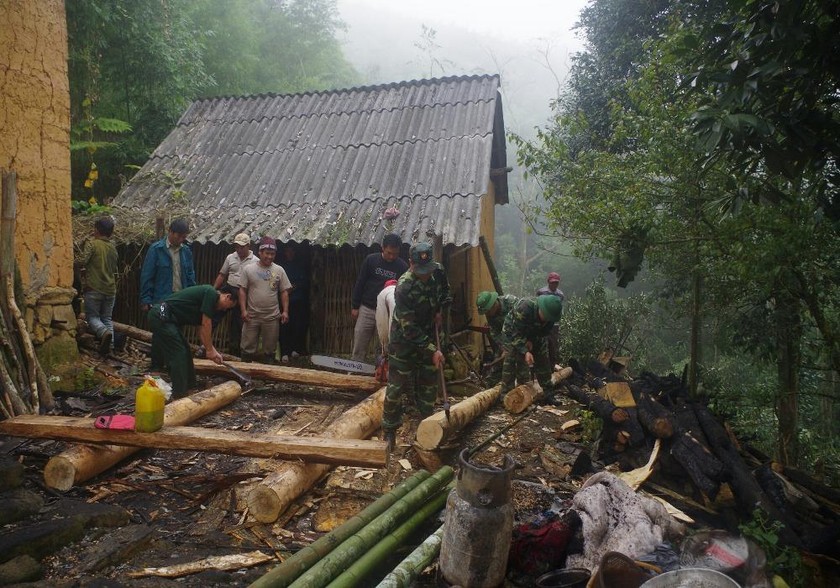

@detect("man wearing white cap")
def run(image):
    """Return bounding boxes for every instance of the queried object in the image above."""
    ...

[212,233,256,355]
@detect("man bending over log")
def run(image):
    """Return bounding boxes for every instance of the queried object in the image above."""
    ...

[382,243,451,450]
[475,290,519,385]
[500,295,564,399]
[148,285,239,398]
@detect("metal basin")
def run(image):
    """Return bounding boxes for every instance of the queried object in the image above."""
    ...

[640,568,741,588]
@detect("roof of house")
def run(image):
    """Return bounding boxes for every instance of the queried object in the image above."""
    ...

[113,74,508,248]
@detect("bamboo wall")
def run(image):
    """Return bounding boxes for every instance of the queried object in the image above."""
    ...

[111,238,482,358]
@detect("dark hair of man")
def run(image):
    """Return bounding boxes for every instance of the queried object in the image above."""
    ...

[169,218,190,234]
[382,233,401,249]
[219,284,239,304]
[95,217,114,237]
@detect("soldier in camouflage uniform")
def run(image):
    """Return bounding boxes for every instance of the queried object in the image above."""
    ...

[382,242,451,449]
[476,290,520,385]
[500,295,564,397]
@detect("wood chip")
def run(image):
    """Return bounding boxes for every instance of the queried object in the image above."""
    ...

[538,406,569,417]
[127,550,273,578]
[398,459,412,471]
[561,419,580,431]
[353,470,375,480]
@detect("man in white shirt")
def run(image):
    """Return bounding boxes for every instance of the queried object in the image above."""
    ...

[212,233,256,356]
[373,279,398,382]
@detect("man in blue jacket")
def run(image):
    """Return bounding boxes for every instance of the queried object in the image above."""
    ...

[139,219,196,312]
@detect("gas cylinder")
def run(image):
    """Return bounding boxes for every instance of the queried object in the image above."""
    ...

[134,378,165,432]
[440,449,515,588]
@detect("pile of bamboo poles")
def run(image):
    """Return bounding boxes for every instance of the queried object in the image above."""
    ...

[251,467,454,588]
[0,171,52,418]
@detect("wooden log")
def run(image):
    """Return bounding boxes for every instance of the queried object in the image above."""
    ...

[635,391,674,438]
[0,555,41,585]
[127,551,274,578]
[43,381,241,491]
[551,366,574,385]
[247,387,386,523]
[503,382,542,414]
[478,235,504,296]
[193,358,380,392]
[0,416,387,468]
[112,321,238,361]
[415,384,502,451]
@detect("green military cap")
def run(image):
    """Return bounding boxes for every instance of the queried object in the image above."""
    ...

[409,242,438,275]
[475,291,499,315]
[537,294,563,322]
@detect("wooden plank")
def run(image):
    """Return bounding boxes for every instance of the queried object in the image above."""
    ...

[0,415,387,468]
[192,358,381,392]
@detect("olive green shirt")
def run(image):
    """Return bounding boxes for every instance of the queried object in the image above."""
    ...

[81,237,118,295]
[164,285,219,326]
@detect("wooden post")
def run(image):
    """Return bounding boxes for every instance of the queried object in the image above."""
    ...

[415,384,502,451]
[246,387,386,523]
[478,236,504,296]
[43,381,242,491]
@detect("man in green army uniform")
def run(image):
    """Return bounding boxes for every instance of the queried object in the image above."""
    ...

[475,290,520,385]
[382,242,451,449]
[500,295,564,398]
[148,284,239,398]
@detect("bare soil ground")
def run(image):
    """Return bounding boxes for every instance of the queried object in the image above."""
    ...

[2,344,591,587]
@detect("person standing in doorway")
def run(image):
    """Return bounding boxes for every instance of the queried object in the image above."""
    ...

[139,219,195,312]
[350,233,408,363]
[535,272,565,369]
[278,243,310,361]
[239,236,291,363]
[212,233,256,355]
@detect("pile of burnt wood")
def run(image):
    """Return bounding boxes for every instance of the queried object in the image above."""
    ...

[555,358,840,555]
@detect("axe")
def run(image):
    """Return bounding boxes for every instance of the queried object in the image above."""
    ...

[434,323,451,422]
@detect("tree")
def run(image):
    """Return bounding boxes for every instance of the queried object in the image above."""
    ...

[515,0,839,466]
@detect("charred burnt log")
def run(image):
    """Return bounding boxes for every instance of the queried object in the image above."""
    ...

[669,432,724,500]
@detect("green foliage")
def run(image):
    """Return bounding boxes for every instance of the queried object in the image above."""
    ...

[578,409,601,445]
[66,0,359,203]
[71,198,112,216]
[558,280,653,366]
[739,509,807,587]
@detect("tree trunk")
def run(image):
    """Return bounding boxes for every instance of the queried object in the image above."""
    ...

[246,387,386,523]
[43,381,241,491]
[1,415,386,468]
[193,358,381,392]
[415,384,502,451]
[773,284,801,466]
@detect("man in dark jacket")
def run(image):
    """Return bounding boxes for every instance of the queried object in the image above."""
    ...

[139,219,196,312]
[350,233,408,362]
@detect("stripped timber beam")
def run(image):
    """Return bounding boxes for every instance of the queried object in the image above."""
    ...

[0,416,387,468]
[415,384,502,451]
[193,358,380,392]
[43,381,241,491]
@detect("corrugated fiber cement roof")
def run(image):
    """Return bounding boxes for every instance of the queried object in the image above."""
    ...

[113,74,507,248]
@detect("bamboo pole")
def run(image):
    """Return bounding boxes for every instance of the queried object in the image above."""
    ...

[250,471,432,588]
[287,467,454,588]
[326,485,451,588]
[194,358,380,393]
[375,524,444,588]
[44,381,241,490]
[478,236,504,296]
[246,387,386,523]
[414,384,502,451]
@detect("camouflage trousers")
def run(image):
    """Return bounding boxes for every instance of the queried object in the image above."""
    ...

[382,346,438,431]
[500,338,552,395]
